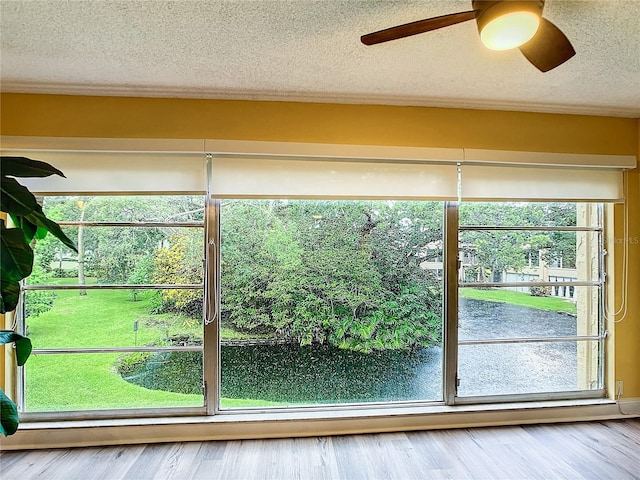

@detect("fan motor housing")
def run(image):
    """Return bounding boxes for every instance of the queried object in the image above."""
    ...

[473,0,545,33]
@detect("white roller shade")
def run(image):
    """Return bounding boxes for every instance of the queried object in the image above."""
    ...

[3,139,635,202]
[460,149,635,202]
[461,165,624,202]
[6,151,206,194]
[211,156,459,200]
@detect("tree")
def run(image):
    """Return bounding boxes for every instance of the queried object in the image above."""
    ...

[23,264,56,318]
[459,202,578,281]
[33,195,205,287]
[152,231,203,316]
[1,157,76,312]
[220,200,444,352]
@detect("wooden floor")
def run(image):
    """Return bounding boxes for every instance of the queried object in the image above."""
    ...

[1,419,639,479]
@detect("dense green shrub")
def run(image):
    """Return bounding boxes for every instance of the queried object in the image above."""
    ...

[24,264,56,318]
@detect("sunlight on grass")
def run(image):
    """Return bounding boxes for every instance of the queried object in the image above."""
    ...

[459,288,577,315]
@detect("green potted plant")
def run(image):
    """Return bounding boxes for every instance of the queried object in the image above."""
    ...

[0,156,77,436]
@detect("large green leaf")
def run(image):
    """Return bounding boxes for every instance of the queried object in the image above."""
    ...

[23,206,78,253]
[0,156,65,178]
[0,388,19,436]
[1,175,76,251]
[0,221,33,282]
[0,330,32,366]
[0,279,20,314]
[0,177,39,216]
[10,214,38,244]
[34,225,49,240]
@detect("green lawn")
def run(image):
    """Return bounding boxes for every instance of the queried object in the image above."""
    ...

[25,281,285,411]
[25,285,204,411]
[459,287,577,314]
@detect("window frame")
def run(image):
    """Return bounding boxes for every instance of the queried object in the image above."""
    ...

[8,143,624,422]
[16,197,208,420]
[451,202,607,404]
[16,199,611,419]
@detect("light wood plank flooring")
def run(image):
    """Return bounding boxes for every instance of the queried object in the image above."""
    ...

[1,419,639,479]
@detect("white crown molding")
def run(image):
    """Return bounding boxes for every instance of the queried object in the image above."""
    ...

[2,82,639,119]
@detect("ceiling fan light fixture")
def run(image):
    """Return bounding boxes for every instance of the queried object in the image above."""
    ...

[480,11,540,50]
[361,0,574,72]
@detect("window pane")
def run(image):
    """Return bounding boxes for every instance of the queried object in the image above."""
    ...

[24,353,203,411]
[21,195,205,413]
[28,225,203,286]
[40,195,205,223]
[220,199,444,407]
[459,202,587,227]
[457,201,603,400]
[221,345,442,407]
[459,286,599,341]
[457,341,600,396]
[459,230,599,283]
[28,195,204,285]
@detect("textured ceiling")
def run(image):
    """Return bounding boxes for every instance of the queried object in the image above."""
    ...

[1,0,639,117]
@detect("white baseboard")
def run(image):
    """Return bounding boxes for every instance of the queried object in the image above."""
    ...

[1,399,638,451]
[618,397,640,415]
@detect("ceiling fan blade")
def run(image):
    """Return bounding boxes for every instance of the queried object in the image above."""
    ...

[361,10,477,46]
[519,17,575,72]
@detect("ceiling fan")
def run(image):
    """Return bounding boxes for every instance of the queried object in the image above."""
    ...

[361,0,575,72]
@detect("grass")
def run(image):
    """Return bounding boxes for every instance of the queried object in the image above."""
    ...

[459,288,577,315]
[25,279,285,411]
[25,284,204,411]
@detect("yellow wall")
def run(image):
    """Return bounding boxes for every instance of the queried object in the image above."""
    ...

[1,93,639,398]
[613,125,640,398]
[1,93,636,154]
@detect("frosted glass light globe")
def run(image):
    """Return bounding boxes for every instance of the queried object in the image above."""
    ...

[480,11,540,51]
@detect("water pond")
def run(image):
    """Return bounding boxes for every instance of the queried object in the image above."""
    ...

[122,298,584,404]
